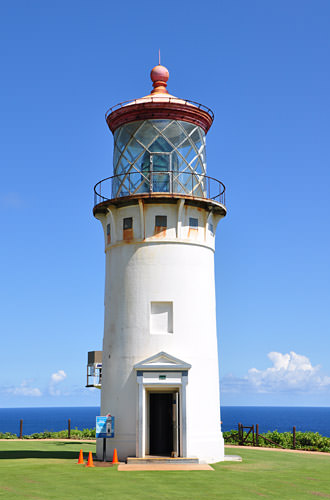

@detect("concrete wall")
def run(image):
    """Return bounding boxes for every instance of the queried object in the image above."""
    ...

[95,199,225,463]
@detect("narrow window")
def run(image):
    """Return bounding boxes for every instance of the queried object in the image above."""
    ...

[106,223,111,244]
[189,217,198,228]
[188,217,199,239]
[123,217,133,230]
[155,215,167,227]
[208,222,214,234]
[154,215,167,237]
[150,302,173,334]
[123,217,133,241]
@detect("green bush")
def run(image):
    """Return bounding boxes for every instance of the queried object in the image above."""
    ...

[295,431,330,452]
[4,428,96,440]
[223,429,330,453]
[0,432,18,439]
[223,431,239,444]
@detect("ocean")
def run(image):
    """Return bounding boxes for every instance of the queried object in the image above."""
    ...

[221,406,330,436]
[0,406,329,437]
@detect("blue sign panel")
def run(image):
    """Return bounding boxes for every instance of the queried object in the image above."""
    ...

[96,416,115,438]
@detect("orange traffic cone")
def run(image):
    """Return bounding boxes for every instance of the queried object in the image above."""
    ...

[77,449,84,464]
[86,451,95,467]
[112,448,119,465]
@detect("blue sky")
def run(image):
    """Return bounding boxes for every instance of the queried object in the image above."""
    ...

[1,0,329,407]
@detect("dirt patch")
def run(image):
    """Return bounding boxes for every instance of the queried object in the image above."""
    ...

[93,461,115,467]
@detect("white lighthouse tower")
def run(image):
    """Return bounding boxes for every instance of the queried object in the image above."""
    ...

[92,64,227,464]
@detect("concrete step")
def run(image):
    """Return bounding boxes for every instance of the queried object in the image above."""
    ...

[126,456,199,464]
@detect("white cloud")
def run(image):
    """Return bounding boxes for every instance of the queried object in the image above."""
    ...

[6,380,42,397]
[49,370,67,396]
[222,351,330,393]
[51,370,67,383]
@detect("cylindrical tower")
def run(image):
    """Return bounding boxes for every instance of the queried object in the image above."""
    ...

[93,65,226,464]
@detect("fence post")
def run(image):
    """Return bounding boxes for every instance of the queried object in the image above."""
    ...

[256,424,259,447]
[238,422,242,445]
[293,426,296,449]
[252,424,255,446]
[68,419,71,439]
[19,419,23,439]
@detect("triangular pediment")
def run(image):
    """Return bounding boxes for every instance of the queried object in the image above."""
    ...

[134,351,191,371]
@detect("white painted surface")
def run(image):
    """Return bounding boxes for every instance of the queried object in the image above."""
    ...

[150,302,173,334]
[95,199,225,463]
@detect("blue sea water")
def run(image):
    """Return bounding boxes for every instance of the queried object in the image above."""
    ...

[220,406,330,436]
[0,407,100,436]
[0,406,329,437]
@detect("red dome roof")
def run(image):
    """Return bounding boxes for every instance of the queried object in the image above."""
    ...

[106,65,214,134]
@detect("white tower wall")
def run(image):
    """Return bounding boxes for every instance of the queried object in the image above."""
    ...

[95,200,225,463]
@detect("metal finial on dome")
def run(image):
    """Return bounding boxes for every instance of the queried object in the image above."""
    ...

[150,64,169,94]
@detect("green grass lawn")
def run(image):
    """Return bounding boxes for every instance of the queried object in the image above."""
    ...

[0,441,330,499]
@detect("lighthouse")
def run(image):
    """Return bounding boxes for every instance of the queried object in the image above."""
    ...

[91,64,227,464]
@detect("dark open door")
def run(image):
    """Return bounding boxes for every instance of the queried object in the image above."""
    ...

[149,393,173,456]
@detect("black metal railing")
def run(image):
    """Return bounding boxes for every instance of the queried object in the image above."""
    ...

[94,171,225,207]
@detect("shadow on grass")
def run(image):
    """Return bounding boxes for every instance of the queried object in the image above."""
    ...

[0,442,95,460]
[0,450,82,459]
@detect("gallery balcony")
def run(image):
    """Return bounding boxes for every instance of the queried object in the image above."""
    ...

[93,171,226,212]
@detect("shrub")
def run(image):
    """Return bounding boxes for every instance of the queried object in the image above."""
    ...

[0,432,18,439]
[0,428,96,440]
[223,429,330,453]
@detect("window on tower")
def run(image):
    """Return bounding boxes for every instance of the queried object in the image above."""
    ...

[189,217,198,228]
[141,136,178,193]
[106,223,111,244]
[188,217,199,239]
[154,215,167,237]
[123,217,133,241]
[150,301,173,334]
[123,217,132,230]
[155,215,167,227]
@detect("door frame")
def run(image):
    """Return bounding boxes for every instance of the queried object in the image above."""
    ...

[150,153,172,193]
[137,377,187,458]
[147,390,179,456]
[134,352,191,458]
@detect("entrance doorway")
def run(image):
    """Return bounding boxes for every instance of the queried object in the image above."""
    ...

[149,392,179,456]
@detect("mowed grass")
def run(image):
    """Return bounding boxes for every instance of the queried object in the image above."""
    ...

[0,442,330,499]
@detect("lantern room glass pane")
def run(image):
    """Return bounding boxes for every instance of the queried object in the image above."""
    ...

[112,119,207,198]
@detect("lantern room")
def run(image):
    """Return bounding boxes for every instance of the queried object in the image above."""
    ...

[94,65,225,208]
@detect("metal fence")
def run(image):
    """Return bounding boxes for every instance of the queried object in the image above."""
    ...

[105,96,214,121]
[94,171,225,207]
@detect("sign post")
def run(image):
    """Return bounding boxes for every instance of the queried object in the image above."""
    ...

[96,415,115,461]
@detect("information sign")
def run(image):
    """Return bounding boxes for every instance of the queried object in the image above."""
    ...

[96,415,115,438]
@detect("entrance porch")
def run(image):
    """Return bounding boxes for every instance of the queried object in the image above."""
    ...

[134,351,191,459]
